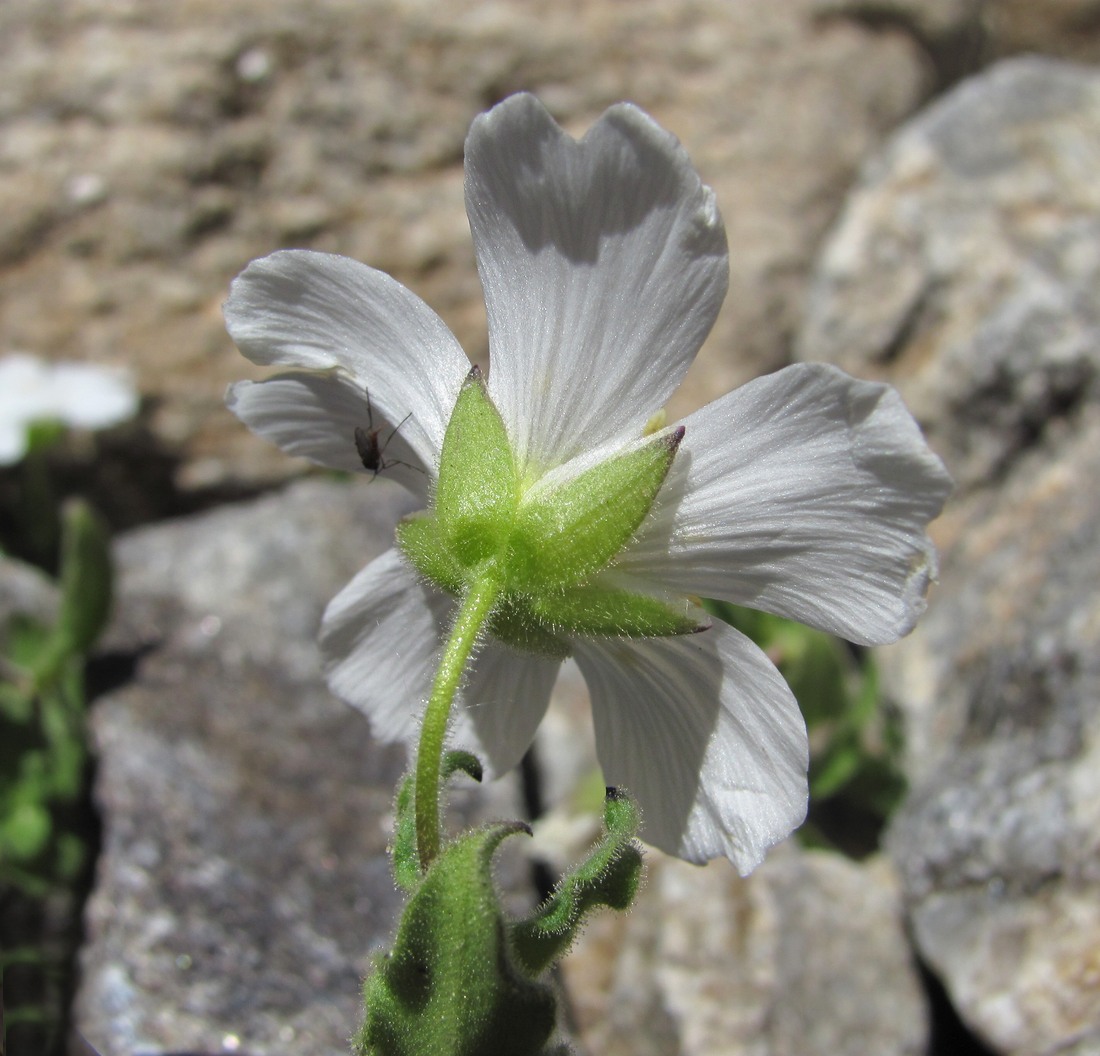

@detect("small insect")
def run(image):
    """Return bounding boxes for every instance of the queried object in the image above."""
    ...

[354,389,422,478]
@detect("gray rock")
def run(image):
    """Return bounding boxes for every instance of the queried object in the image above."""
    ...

[799,55,1100,495]
[0,553,57,635]
[76,477,527,1055]
[884,407,1100,1056]
[798,57,1100,1055]
[562,847,928,1056]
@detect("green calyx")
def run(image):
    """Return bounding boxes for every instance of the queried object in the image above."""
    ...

[397,366,704,651]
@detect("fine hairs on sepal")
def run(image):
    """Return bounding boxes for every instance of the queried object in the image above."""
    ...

[359,757,644,1056]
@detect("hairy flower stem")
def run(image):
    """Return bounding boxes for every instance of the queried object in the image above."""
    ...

[415,571,501,872]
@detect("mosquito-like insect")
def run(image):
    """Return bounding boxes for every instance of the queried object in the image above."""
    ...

[354,389,422,478]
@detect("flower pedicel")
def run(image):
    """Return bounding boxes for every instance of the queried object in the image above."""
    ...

[226,94,950,874]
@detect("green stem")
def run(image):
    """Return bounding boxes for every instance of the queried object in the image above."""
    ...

[415,571,501,872]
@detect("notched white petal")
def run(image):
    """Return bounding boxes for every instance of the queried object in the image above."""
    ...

[625,363,952,645]
[466,93,729,472]
[574,622,808,873]
[224,249,469,465]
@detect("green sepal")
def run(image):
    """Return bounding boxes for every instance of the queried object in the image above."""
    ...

[488,597,572,660]
[397,512,465,595]
[434,366,518,569]
[391,751,485,892]
[529,583,708,639]
[358,822,560,1056]
[509,788,644,977]
[507,427,684,592]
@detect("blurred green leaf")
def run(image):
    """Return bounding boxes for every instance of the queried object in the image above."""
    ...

[0,681,34,722]
[24,420,66,454]
[0,801,51,860]
[55,499,113,660]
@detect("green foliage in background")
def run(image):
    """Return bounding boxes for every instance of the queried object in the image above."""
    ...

[1,498,113,1056]
[1,500,112,896]
[703,599,907,851]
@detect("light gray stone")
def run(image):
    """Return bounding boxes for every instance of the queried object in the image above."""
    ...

[0,553,57,634]
[562,847,928,1056]
[798,55,1100,495]
[883,407,1100,1056]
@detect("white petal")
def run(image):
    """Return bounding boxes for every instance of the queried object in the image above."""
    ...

[224,249,470,466]
[50,362,138,429]
[573,622,808,873]
[451,642,562,779]
[465,94,728,473]
[0,354,137,434]
[320,548,445,747]
[227,373,432,499]
[623,364,952,646]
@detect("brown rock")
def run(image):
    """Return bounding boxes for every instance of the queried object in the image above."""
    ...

[1,0,930,494]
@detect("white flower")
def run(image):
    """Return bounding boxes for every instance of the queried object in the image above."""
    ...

[0,353,139,465]
[225,95,950,873]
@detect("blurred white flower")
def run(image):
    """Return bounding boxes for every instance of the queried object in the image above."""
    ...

[0,353,139,465]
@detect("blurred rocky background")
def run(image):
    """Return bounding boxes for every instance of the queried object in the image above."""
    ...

[3,1,1100,1054]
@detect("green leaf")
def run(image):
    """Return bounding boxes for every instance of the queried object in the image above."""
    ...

[442,750,483,785]
[809,743,863,800]
[55,499,113,657]
[0,800,52,861]
[391,752,485,893]
[391,772,420,893]
[509,788,644,977]
[396,512,466,596]
[487,597,572,660]
[25,419,66,454]
[358,822,559,1056]
[29,500,113,686]
[0,681,34,723]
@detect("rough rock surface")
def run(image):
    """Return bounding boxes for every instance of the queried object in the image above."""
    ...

[0,0,930,493]
[76,477,527,1056]
[799,57,1100,1056]
[798,56,1100,497]
[562,846,928,1056]
[0,553,57,633]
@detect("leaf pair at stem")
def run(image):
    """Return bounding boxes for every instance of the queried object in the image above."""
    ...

[357,756,644,1056]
